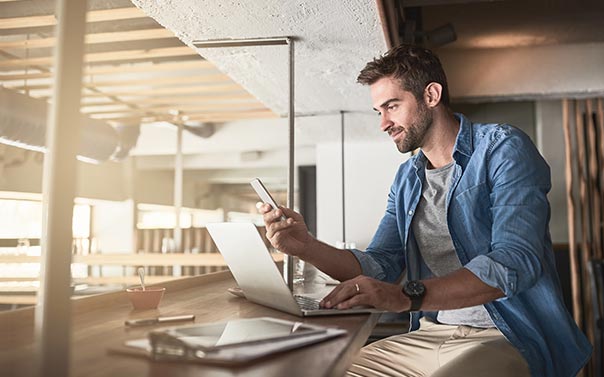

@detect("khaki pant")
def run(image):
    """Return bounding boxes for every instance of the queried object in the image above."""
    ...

[347,318,531,377]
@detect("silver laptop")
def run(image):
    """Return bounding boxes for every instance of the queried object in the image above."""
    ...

[206,222,382,317]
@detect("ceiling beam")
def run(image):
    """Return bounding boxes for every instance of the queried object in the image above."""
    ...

[0,60,212,80]
[80,93,255,107]
[74,84,244,98]
[0,7,147,30]
[106,109,277,125]
[6,74,232,90]
[86,74,231,87]
[183,110,278,122]
[0,28,174,49]
[0,46,195,68]
[82,102,268,116]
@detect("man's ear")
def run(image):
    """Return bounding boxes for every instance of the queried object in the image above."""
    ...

[424,82,443,108]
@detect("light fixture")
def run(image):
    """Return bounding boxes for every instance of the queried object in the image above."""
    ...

[403,21,457,48]
[183,121,216,139]
[424,23,457,48]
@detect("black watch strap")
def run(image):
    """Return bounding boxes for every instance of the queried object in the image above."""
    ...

[403,280,426,312]
[408,295,423,312]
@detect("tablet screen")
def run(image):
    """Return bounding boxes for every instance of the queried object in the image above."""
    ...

[156,317,324,350]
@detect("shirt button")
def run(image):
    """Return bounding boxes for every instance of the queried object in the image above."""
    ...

[408,210,413,215]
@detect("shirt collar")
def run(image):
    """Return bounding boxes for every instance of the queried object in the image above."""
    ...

[413,112,472,170]
[452,112,473,158]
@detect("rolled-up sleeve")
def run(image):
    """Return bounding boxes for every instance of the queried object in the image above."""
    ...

[348,248,387,280]
[464,255,516,298]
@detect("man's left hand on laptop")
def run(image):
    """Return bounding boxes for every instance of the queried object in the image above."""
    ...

[320,276,408,312]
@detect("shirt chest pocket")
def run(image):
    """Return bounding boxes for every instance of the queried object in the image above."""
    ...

[450,183,492,254]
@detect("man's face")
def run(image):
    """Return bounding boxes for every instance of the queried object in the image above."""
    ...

[370,76,433,154]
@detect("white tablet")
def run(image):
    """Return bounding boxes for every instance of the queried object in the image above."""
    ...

[146,317,346,365]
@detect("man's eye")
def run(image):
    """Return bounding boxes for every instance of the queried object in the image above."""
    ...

[387,105,397,111]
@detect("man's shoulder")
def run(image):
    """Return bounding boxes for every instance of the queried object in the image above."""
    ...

[471,121,522,138]
[470,122,533,150]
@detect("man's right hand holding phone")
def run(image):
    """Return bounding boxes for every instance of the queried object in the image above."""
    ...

[259,203,363,285]
[259,204,314,258]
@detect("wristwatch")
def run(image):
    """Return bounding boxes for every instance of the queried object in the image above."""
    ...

[402,280,426,312]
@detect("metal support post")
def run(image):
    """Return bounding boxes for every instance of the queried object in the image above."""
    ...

[192,36,296,289]
[34,1,87,376]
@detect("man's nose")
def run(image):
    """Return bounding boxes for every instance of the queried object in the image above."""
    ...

[380,114,393,132]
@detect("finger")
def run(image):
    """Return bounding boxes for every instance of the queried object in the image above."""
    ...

[265,220,296,240]
[319,285,342,308]
[279,206,304,221]
[258,203,273,214]
[320,282,359,308]
[335,293,367,310]
[262,207,287,227]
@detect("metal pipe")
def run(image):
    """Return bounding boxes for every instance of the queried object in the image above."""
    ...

[174,121,183,260]
[192,37,289,48]
[286,38,295,289]
[341,111,346,243]
[191,36,296,290]
[34,0,87,376]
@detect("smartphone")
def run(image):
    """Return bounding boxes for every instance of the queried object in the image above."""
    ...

[250,178,287,220]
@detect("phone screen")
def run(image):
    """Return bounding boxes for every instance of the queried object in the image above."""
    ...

[250,178,287,220]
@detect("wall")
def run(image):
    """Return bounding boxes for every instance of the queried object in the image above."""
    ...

[0,144,130,202]
[316,141,407,250]
[0,145,43,194]
[92,199,135,254]
[453,101,536,140]
[440,42,604,101]
[535,100,568,243]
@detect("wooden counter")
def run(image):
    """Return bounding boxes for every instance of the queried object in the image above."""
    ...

[0,270,380,377]
[0,252,283,267]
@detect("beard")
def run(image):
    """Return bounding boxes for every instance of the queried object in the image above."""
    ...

[393,102,433,154]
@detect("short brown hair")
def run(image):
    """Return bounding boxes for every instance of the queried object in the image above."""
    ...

[357,44,450,106]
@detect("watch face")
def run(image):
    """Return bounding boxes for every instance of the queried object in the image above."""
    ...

[405,281,425,297]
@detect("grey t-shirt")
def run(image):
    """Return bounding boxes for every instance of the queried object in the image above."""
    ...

[411,161,494,328]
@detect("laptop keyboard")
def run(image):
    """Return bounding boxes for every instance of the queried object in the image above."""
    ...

[294,295,322,311]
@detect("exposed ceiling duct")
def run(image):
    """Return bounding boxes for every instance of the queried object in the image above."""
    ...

[183,121,217,139]
[0,87,139,163]
[378,1,457,48]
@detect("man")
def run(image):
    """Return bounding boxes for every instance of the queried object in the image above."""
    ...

[260,44,591,376]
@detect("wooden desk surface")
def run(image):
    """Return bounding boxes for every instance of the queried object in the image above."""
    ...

[0,270,380,377]
[0,253,283,266]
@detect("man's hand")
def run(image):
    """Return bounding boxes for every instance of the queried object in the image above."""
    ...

[320,276,410,312]
[259,204,314,257]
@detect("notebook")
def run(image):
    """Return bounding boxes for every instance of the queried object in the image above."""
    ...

[206,222,382,317]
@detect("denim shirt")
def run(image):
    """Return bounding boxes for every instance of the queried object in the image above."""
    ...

[350,113,591,377]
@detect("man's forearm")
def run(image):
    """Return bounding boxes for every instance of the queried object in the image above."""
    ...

[301,239,363,281]
[420,268,505,311]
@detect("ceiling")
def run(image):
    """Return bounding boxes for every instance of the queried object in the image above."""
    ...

[131,0,604,116]
[1,0,604,162]
[0,0,275,128]
[422,0,604,49]
[131,0,386,117]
